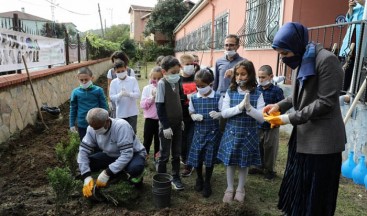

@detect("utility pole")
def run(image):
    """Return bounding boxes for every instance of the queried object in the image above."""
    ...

[98,3,104,38]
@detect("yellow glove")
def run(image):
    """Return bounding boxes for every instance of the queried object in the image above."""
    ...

[96,170,110,188]
[263,112,289,128]
[82,176,94,198]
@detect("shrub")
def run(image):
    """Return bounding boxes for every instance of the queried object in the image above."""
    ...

[87,33,120,60]
[97,181,138,206]
[46,167,79,212]
[55,132,80,176]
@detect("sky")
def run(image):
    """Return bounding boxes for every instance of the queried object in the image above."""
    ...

[0,0,160,32]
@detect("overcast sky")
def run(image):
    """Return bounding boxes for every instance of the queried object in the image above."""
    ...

[0,0,161,32]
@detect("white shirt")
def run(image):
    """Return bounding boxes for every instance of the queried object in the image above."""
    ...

[109,76,140,118]
[188,90,223,113]
[221,88,265,123]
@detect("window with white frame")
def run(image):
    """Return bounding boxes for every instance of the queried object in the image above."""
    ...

[214,13,228,49]
[240,0,281,49]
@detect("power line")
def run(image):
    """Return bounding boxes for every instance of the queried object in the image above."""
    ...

[44,0,92,15]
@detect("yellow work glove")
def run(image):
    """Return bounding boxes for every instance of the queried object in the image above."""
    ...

[263,112,289,128]
[96,170,110,188]
[82,176,94,198]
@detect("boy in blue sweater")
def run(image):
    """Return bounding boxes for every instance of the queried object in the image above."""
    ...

[69,67,108,140]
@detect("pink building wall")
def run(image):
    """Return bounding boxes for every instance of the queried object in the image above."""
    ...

[175,0,349,77]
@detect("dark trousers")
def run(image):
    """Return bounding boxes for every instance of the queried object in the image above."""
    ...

[181,119,194,164]
[123,115,138,134]
[340,56,355,94]
[258,127,280,173]
[89,152,145,178]
[157,122,182,177]
[78,127,87,141]
[143,118,159,156]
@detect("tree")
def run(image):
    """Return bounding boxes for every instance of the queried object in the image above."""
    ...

[40,22,67,38]
[105,24,130,43]
[144,0,191,44]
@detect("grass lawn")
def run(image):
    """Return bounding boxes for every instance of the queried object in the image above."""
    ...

[131,62,367,215]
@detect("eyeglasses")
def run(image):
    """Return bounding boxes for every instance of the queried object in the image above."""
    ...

[224,44,237,47]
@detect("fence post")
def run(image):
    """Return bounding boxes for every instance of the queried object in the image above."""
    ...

[86,37,89,61]
[77,33,81,63]
[64,29,69,65]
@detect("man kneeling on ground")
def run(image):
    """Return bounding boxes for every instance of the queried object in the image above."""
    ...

[77,108,147,198]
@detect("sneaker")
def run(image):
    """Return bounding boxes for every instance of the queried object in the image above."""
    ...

[181,166,194,177]
[171,177,184,190]
[264,171,276,180]
[194,178,204,192]
[202,182,212,198]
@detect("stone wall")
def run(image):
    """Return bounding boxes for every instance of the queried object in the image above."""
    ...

[0,59,112,146]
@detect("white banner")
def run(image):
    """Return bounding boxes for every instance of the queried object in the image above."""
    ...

[0,28,65,72]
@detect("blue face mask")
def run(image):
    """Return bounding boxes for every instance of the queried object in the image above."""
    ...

[282,55,301,69]
[165,74,180,84]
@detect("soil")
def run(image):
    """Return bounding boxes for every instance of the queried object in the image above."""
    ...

[0,75,256,216]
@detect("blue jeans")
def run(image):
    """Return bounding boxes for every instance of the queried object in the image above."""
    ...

[78,127,87,141]
[89,152,145,178]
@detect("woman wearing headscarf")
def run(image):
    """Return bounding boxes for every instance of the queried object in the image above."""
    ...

[263,22,346,216]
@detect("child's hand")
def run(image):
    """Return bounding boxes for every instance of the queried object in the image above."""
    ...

[163,128,173,139]
[70,126,77,133]
[151,88,157,97]
[119,90,130,97]
[191,114,203,121]
[238,93,252,112]
[209,111,221,119]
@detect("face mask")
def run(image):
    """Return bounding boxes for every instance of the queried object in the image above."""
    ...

[224,50,237,58]
[236,80,247,87]
[165,74,180,84]
[150,79,158,87]
[94,126,107,135]
[183,65,195,76]
[259,80,271,87]
[282,55,301,69]
[197,85,211,95]
[80,80,92,89]
[117,71,127,79]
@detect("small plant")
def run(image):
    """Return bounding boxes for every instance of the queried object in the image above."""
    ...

[98,181,139,206]
[46,167,79,213]
[55,132,80,176]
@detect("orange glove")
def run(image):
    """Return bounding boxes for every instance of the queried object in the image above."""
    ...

[263,112,289,128]
[96,170,110,188]
[82,176,94,198]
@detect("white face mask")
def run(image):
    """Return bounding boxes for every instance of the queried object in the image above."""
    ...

[94,126,108,135]
[259,80,271,87]
[117,71,127,79]
[224,50,236,58]
[165,74,180,84]
[183,65,195,76]
[80,80,92,89]
[236,80,246,87]
[197,85,212,95]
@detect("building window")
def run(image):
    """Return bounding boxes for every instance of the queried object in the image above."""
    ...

[214,13,228,49]
[130,22,134,33]
[201,22,212,50]
[240,0,281,49]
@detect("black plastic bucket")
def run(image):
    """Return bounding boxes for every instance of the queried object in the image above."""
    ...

[152,173,173,208]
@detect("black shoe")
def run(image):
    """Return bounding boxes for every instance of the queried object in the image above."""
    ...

[202,182,212,198]
[171,177,184,190]
[264,171,276,180]
[194,178,204,192]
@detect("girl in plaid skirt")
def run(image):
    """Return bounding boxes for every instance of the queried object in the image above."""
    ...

[217,60,265,203]
[186,69,223,198]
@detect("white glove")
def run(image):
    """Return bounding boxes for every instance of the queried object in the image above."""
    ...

[191,114,204,121]
[209,111,221,119]
[108,101,113,111]
[96,170,110,188]
[70,126,77,133]
[238,93,252,112]
[181,121,185,131]
[151,87,157,97]
[119,90,130,97]
[187,93,192,100]
[163,128,173,139]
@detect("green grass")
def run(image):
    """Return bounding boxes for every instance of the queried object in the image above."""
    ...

[114,62,367,215]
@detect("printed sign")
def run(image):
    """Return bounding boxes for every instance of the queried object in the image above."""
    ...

[0,28,65,72]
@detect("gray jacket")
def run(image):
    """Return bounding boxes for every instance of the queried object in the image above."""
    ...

[278,44,346,154]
